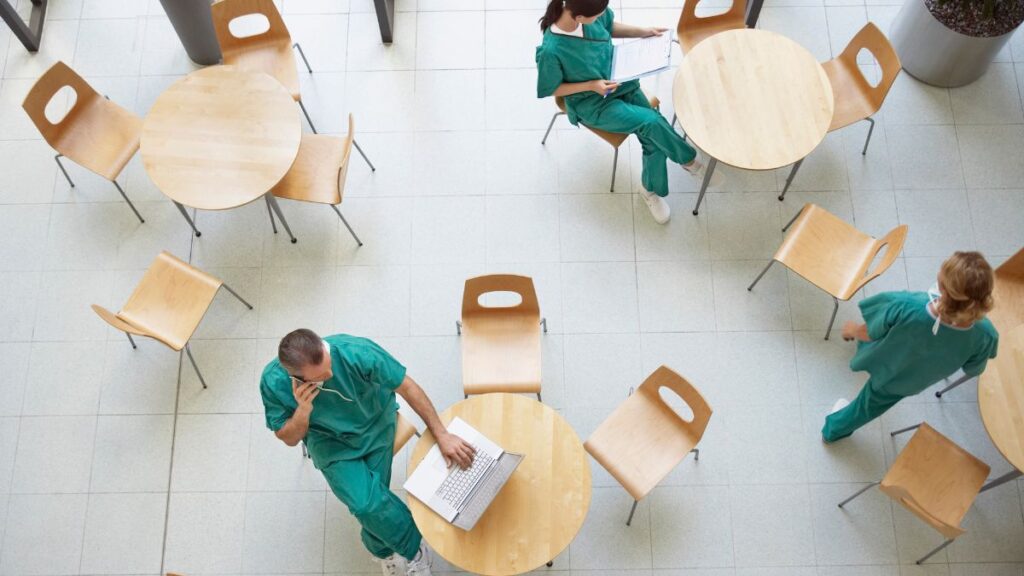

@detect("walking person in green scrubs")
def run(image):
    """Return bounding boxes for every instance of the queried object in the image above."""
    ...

[536,0,717,224]
[260,329,475,576]
[822,251,999,443]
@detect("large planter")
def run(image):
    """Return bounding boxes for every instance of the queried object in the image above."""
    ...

[890,0,1022,87]
[160,0,221,66]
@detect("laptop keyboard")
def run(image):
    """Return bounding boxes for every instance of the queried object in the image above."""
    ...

[435,445,494,509]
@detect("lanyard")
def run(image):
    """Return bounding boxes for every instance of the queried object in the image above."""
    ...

[927,284,942,336]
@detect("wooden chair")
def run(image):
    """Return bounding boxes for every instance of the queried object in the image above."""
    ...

[676,0,747,53]
[780,22,901,200]
[22,61,145,223]
[303,411,420,459]
[584,365,712,525]
[540,94,660,192]
[839,422,990,565]
[456,275,547,400]
[935,247,1024,398]
[748,203,907,340]
[267,114,366,246]
[91,251,253,388]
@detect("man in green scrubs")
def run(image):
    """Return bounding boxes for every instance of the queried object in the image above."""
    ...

[260,329,475,576]
[536,2,712,223]
[822,290,998,443]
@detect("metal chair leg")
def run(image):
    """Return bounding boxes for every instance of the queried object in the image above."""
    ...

[264,195,278,234]
[862,117,876,156]
[747,260,775,291]
[298,99,317,134]
[221,282,254,309]
[352,139,376,172]
[824,297,839,341]
[980,468,1024,493]
[779,158,804,201]
[112,180,145,223]
[890,423,922,437]
[536,392,542,402]
[610,147,619,192]
[916,539,954,565]
[456,320,462,335]
[541,112,564,145]
[292,42,312,74]
[626,499,639,526]
[690,447,699,461]
[54,154,75,187]
[540,317,547,333]
[173,202,201,237]
[265,194,297,243]
[331,204,363,246]
[302,442,310,459]
[184,343,207,389]
[692,157,717,215]
[837,480,880,508]
[782,206,804,232]
[935,373,971,398]
[125,333,137,349]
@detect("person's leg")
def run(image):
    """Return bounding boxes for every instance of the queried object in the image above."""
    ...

[822,377,903,442]
[590,90,697,197]
[322,453,422,561]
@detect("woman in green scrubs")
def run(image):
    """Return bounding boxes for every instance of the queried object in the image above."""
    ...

[823,251,1000,442]
[536,0,712,224]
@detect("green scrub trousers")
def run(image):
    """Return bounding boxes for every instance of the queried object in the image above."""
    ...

[536,7,696,197]
[321,422,421,560]
[821,291,999,442]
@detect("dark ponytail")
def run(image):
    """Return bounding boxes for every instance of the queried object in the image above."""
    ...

[539,0,609,32]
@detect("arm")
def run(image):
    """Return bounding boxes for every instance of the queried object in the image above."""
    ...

[274,380,319,447]
[841,321,871,342]
[553,79,619,97]
[396,375,475,469]
[611,22,668,39]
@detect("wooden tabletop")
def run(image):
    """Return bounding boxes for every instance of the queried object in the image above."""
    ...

[407,394,591,576]
[979,324,1024,473]
[672,29,834,171]
[140,65,302,211]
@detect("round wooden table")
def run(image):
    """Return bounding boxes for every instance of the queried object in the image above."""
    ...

[408,394,591,576]
[977,324,1024,492]
[140,65,302,238]
[672,29,834,214]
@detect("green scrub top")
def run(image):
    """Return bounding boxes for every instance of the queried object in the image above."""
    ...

[851,291,999,395]
[260,334,407,469]
[535,7,641,125]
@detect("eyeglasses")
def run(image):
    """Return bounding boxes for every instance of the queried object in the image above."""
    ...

[290,375,353,402]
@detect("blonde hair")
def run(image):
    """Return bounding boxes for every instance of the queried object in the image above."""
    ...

[936,251,994,326]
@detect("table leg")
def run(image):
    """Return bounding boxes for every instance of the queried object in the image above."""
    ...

[373,0,395,44]
[173,201,202,237]
[692,157,717,216]
[1,0,47,52]
[265,194,297,244]
[979,468,1023,493]
[745,0,764,28]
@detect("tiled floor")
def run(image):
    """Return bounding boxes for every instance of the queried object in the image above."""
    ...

[0,0,1023,574]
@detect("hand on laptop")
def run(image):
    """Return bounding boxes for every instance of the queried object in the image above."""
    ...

[437,431,476,470]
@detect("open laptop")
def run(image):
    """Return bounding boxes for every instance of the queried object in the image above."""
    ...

[404,417,523,531]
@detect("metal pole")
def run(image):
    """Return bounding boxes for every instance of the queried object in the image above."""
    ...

[692,157,717,215]
[265,194,297,243]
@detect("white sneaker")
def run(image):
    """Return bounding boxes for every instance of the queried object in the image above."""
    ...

[406,542,433,576]
[683,158,724,187]
[641,189,671,224]
[830,398,850,414]
[379,553,406,576]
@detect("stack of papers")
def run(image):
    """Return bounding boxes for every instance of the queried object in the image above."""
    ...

[610,33,674,83]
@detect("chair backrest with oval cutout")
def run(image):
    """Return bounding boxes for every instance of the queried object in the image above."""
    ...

[22,60,101,150]
[211,0,291,56]
[461,274,541,320]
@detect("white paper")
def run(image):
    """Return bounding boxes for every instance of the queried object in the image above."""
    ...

[610,33,673,83]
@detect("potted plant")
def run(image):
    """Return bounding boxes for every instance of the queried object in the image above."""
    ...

[889,0,1024,87]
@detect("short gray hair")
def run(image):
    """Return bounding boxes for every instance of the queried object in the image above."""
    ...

[278,328,324,371]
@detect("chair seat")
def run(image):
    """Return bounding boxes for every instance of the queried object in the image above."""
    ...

[822,59,879,132]
[394,412,418,454]
[880,423,989,539]
[271,134,345,205]
[678,17,745,52]
[116,252,224,351]
[556,95,661,149]
[462,316,541,395]
[776,204,880,300]
[57,98,142,181]
[223,42,301,101]
[585,388,702,501]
